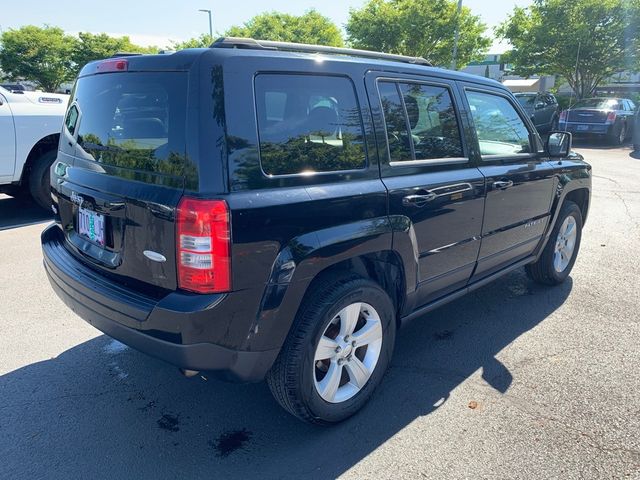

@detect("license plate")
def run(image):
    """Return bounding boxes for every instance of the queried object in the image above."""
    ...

[576,124,589,131]
[78,207,105,246]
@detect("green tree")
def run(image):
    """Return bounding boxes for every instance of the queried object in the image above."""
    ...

[346,0,491,67]
[0,25,77,92]
[496,0,640,99]
[225,10,344,46]
[172,34,215,50]
[72,32,158,72]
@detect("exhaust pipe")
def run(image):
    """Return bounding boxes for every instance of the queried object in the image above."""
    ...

[180,368,199,378]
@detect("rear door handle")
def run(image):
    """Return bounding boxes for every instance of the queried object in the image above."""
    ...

[492,180,514,190]
[402,192,437,207]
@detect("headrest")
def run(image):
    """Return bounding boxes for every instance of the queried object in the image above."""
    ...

[404,95,419,130]
[306,106,338,136]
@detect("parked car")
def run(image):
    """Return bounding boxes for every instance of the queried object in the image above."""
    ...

[1,83,28,93]
[514,92,559,132]
[0,86,69,208]
[558,97,636,145]
[42,39,591,425]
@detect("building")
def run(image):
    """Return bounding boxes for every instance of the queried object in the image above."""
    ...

[462,54,555,92]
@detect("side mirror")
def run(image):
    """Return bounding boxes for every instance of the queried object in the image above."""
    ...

[546,131,572,157]
[535,101,545,110]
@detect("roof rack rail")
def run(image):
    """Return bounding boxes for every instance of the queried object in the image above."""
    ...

[210,37,432,67]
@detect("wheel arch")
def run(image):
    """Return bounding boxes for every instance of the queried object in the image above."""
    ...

[535,166,591,261]
[19,133,59,185]
[244,216,420,352]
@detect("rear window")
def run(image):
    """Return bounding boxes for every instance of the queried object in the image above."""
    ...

[73,72,189,177]
[572,98,621,110]
[515,94,536,107]
[255,74,367,176]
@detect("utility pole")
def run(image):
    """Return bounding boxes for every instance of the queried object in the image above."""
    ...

[199,9,213,38]
[450,0,463,70]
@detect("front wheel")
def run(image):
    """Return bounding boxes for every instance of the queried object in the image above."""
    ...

[526,200,583,285]
[267,276,396,425]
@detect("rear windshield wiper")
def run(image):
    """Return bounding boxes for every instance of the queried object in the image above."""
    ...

[80,141,124,153]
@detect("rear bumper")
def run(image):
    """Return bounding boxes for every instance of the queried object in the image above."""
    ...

[41,224,278,382]
[559,121,612,135]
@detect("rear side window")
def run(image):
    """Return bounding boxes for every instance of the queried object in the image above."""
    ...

[74,72,188,177]
[255,74,366,176]
[465,91,531,156]
[65,105,79,135]
[379,80,464,163]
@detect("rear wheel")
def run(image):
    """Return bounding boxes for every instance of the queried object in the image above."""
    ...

[267,275,396,425]
[28,149,56,211]
[526,201,582,285]
[608,123,626,146]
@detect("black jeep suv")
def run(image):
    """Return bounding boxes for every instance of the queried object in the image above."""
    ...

[42,38,591,425]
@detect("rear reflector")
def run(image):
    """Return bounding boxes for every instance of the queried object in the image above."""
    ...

[176,198,231,294]
[95,59,128,73]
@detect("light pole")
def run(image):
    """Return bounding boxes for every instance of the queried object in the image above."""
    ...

[450,0,463,70]
[199,9,213,38]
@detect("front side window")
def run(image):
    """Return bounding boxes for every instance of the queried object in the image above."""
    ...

[255,74,366,176]
[379,80,463,163]
[466,90,532,157]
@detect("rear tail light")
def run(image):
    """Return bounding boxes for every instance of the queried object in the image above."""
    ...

[176,198,231,294]
[559,111,567,121]
[606,111,617,122]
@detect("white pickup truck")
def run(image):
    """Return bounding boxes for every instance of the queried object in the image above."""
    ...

[0,86,69,209]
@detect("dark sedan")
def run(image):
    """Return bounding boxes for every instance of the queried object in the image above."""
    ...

[558,97,636,145]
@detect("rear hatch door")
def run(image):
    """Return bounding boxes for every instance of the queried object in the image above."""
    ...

[55,66,194,294]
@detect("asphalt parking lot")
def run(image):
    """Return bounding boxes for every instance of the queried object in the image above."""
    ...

[1,144,639,479]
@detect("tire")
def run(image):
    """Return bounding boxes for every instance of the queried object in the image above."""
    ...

[634,144,640,152]
[608,123,626,146]
[266,275,396,425]
[28,149,56,211]
[526,200,583,286]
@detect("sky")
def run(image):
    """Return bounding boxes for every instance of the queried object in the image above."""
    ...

[0,0,533,53]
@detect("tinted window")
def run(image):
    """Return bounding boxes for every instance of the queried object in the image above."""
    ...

[65,105,79,135]
[466,91,531,156]
[515,94,536,107]
[255,74,366,176]
[75,72,188,177]
[378,81,412,162]
[398,83,463,160]
[572,98,621,110]
[379,81,463,162]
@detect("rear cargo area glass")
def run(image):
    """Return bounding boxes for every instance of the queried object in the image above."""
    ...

[74,72,189,178]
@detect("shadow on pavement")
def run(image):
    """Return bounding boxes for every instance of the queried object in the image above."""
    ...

[0,194,52,231]
[0,270,572,479]
[571,137,633,151]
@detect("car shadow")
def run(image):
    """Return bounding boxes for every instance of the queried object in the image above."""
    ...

[0,194,52,231]
[571,137,633,150]
[0,269,572,479]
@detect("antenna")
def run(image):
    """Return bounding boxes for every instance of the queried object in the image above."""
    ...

[565,41,581,133]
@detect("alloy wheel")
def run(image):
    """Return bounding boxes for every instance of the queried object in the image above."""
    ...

[313,302,383,403]
[554,215,577,272]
